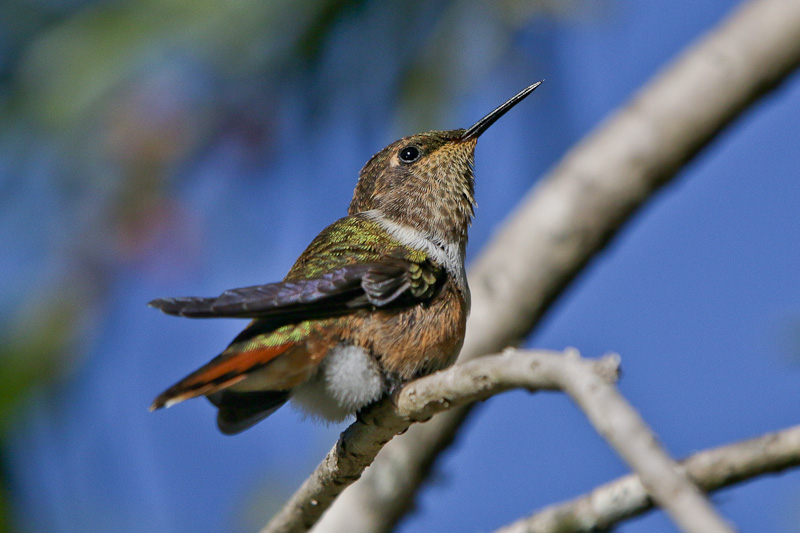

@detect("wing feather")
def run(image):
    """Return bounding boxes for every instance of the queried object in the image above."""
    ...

[148,259,440,320]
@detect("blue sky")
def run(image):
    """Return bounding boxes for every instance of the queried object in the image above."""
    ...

[2,1,799,532]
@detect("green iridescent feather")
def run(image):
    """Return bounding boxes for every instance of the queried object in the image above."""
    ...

[286,215,429,280]
[221,214,441,352]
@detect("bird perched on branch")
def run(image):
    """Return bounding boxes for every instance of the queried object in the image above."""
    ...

[149,82,542,434]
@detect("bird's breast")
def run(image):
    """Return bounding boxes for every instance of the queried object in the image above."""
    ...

[292,278,467,420]
[343,277,468,382]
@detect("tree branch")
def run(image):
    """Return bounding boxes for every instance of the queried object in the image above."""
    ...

[496,424,800,533]
[316,1,800,531]
[261,350,621,533]
[555,350,732,532]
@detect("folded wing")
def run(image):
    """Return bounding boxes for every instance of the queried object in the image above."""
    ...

[148,259,440,320]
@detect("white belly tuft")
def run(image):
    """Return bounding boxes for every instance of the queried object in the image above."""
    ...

[291,344,386,421]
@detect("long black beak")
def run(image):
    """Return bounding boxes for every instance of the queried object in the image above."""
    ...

[460,81,543,141]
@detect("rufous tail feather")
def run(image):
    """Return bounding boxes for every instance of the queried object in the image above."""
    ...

[149,343,296,411]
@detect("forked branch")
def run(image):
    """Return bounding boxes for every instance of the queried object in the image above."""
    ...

[261,349,620,533]
[497,424,800,532]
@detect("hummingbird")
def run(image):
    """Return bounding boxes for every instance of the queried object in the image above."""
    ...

[149,81,542,434]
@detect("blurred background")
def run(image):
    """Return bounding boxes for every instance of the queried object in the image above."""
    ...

[1,0,798,531]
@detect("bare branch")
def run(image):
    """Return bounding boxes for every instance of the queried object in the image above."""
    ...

[496,424,800,533]
[555,350,732,532]
[317,1,800,531]
[261,350,620,533]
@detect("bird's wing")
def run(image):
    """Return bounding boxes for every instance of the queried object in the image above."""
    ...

[147,258,442,414]
[148,259,442,320]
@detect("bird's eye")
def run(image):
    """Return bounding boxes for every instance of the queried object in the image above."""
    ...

[398,146,421,163]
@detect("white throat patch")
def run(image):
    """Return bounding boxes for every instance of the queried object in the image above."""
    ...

[361,210,468,294]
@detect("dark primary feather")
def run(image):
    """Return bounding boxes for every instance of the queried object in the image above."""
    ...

[207,389,291,435]
[148,259,438,320]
